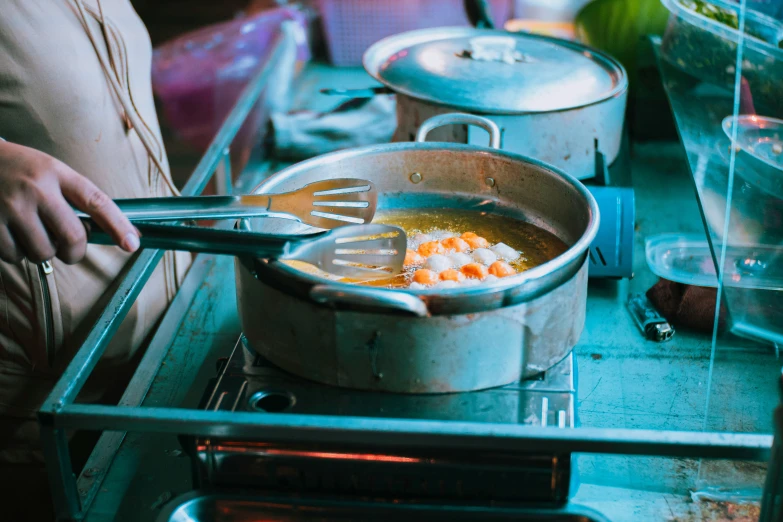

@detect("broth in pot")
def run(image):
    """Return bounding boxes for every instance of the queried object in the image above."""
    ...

[285,208,568,289]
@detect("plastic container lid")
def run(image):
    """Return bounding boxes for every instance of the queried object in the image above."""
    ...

[645,234,783,290]
[722,115,783,171]
[720,115,783,199]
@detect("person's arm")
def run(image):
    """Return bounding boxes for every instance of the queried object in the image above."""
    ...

[0,139,139,264]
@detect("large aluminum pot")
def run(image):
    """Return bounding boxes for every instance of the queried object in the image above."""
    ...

[389,90,626,182]
[326,27,628,180]
[235,114,599,394]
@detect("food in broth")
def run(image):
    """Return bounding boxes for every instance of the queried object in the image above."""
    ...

[283,208,568,290]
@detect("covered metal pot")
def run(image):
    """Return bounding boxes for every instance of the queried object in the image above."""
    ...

[327,27,628,180]
[235,114,599,394]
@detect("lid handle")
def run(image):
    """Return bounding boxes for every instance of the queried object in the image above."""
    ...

[416,113,501,149]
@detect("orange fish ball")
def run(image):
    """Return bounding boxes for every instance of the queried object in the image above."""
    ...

[489,260,515,278]
[463,235,489,249]
[441,237,469,252]
[418,241,446,257]
[404,249,425,267]
[412,269,439,286]
[461,232,479,240]
[439,268,466,282]
[460,263,489,280]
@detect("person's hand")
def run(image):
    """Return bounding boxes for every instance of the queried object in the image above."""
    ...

[0,141,140,264]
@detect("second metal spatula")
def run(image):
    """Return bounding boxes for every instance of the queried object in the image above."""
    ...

[75,178,377,230]
[85,221,407,279]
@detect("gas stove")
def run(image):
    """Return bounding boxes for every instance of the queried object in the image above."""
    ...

[182,336,577,506]
[175,138,627,510]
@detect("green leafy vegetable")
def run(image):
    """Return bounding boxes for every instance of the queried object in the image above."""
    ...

[683,0,739,28]
[679,0,769,41]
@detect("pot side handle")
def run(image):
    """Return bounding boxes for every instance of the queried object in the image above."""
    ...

[310,285,430,318]
[415,113,501,149]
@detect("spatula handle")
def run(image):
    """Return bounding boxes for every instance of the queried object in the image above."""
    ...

[74,195,273,222]
[82,219,306,259]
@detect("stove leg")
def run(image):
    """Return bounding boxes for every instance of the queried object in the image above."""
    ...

[40,423,82,521]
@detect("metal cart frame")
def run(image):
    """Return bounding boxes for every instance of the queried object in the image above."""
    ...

[36,33,782,522]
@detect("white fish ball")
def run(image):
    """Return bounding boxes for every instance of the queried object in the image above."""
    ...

[448,252,472,268]
[409,233,432,250]
[471,248,497,265]
[430,229,455,240]
[425,254,452,272]
[490,242,520,261]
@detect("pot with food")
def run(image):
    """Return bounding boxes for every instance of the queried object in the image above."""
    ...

[235,114,599,394]
[324,26,628,181]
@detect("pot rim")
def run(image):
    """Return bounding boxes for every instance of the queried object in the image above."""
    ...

[246,141,600,302]
[362,26,629,116]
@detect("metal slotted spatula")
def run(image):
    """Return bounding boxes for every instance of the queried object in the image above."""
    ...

[75,179,378,230]
[84,221,407,279]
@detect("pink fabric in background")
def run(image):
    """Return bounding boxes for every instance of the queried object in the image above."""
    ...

[151,8,310,154]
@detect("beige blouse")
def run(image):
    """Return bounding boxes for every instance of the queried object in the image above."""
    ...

[0,0,189,462]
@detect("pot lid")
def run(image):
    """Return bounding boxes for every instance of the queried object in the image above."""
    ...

[363,27,627,114]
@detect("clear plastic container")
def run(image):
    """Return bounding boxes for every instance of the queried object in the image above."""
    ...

[646,233,783,344]
[747,0,783,21]
[659,0,783,117]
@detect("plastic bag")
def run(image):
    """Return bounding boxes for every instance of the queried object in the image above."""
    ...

[270,95,397,161]
[151,7,310,157]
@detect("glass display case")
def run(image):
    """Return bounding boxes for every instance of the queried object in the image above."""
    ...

[654,0,783,507]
